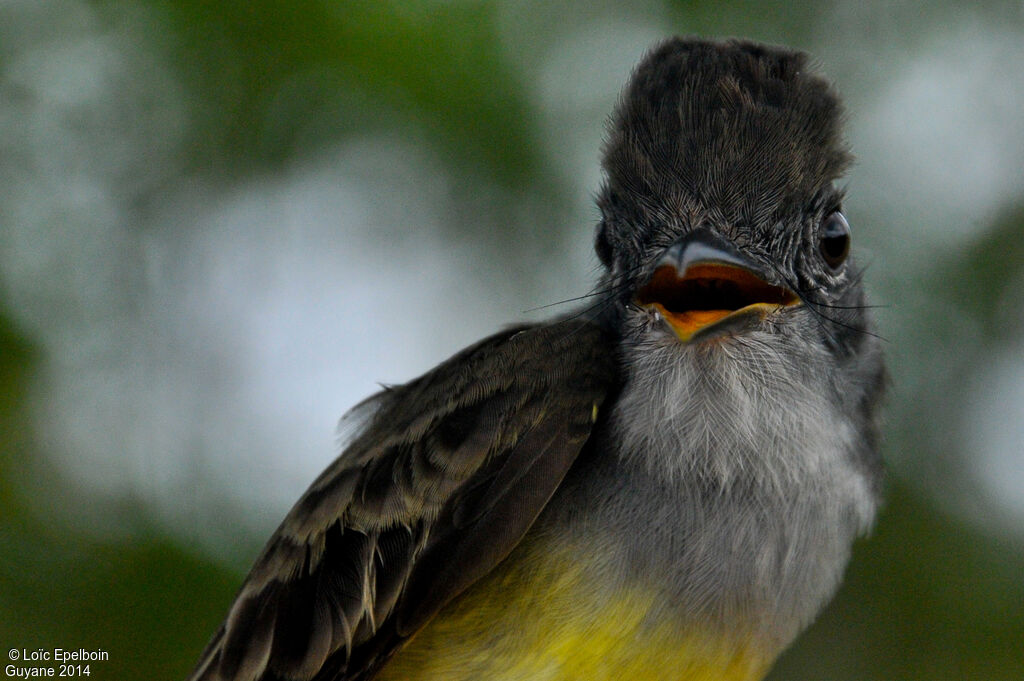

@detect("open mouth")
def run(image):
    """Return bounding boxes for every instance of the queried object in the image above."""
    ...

[636,262,800,341]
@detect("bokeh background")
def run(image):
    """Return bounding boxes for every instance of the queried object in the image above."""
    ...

[1,1,1023,679]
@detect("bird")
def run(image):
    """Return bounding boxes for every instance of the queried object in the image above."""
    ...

[187,37,886,681]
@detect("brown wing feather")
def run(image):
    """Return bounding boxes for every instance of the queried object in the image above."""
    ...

[187,317,617,681]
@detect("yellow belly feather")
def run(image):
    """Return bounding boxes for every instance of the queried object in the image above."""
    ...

[376,536,772,681]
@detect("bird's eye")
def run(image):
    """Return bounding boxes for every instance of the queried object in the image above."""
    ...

[594,220,614,266]
[819,212,851,269]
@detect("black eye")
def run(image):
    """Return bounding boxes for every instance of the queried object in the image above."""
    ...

[594,220,613,266]
[819,212,851,269]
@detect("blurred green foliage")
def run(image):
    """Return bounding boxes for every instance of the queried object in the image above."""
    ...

[1,1,1022,680]
[133,0,543,182]
[0,308,237,678]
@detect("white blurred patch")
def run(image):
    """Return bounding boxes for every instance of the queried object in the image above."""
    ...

[850,22,1024,253]
[527,18,667,280]
[534,20,665,207]
[0,2,514,540]
[0,6,187,335]
[22,141,512,533]
[962,341,1024,528]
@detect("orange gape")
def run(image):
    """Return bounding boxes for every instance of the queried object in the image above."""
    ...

[637,262,801,342]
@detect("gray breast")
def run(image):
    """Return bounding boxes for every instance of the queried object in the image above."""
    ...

[543,328,879,649]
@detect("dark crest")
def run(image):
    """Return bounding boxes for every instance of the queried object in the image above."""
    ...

[598,38,852,261]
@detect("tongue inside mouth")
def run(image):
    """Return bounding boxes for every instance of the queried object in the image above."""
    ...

[636,262,799,339]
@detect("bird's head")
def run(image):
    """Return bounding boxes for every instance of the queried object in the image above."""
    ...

[596,38,874,365]
[593,38,885,493]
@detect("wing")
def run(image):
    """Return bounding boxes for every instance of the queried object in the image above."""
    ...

[187,317,618,681]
